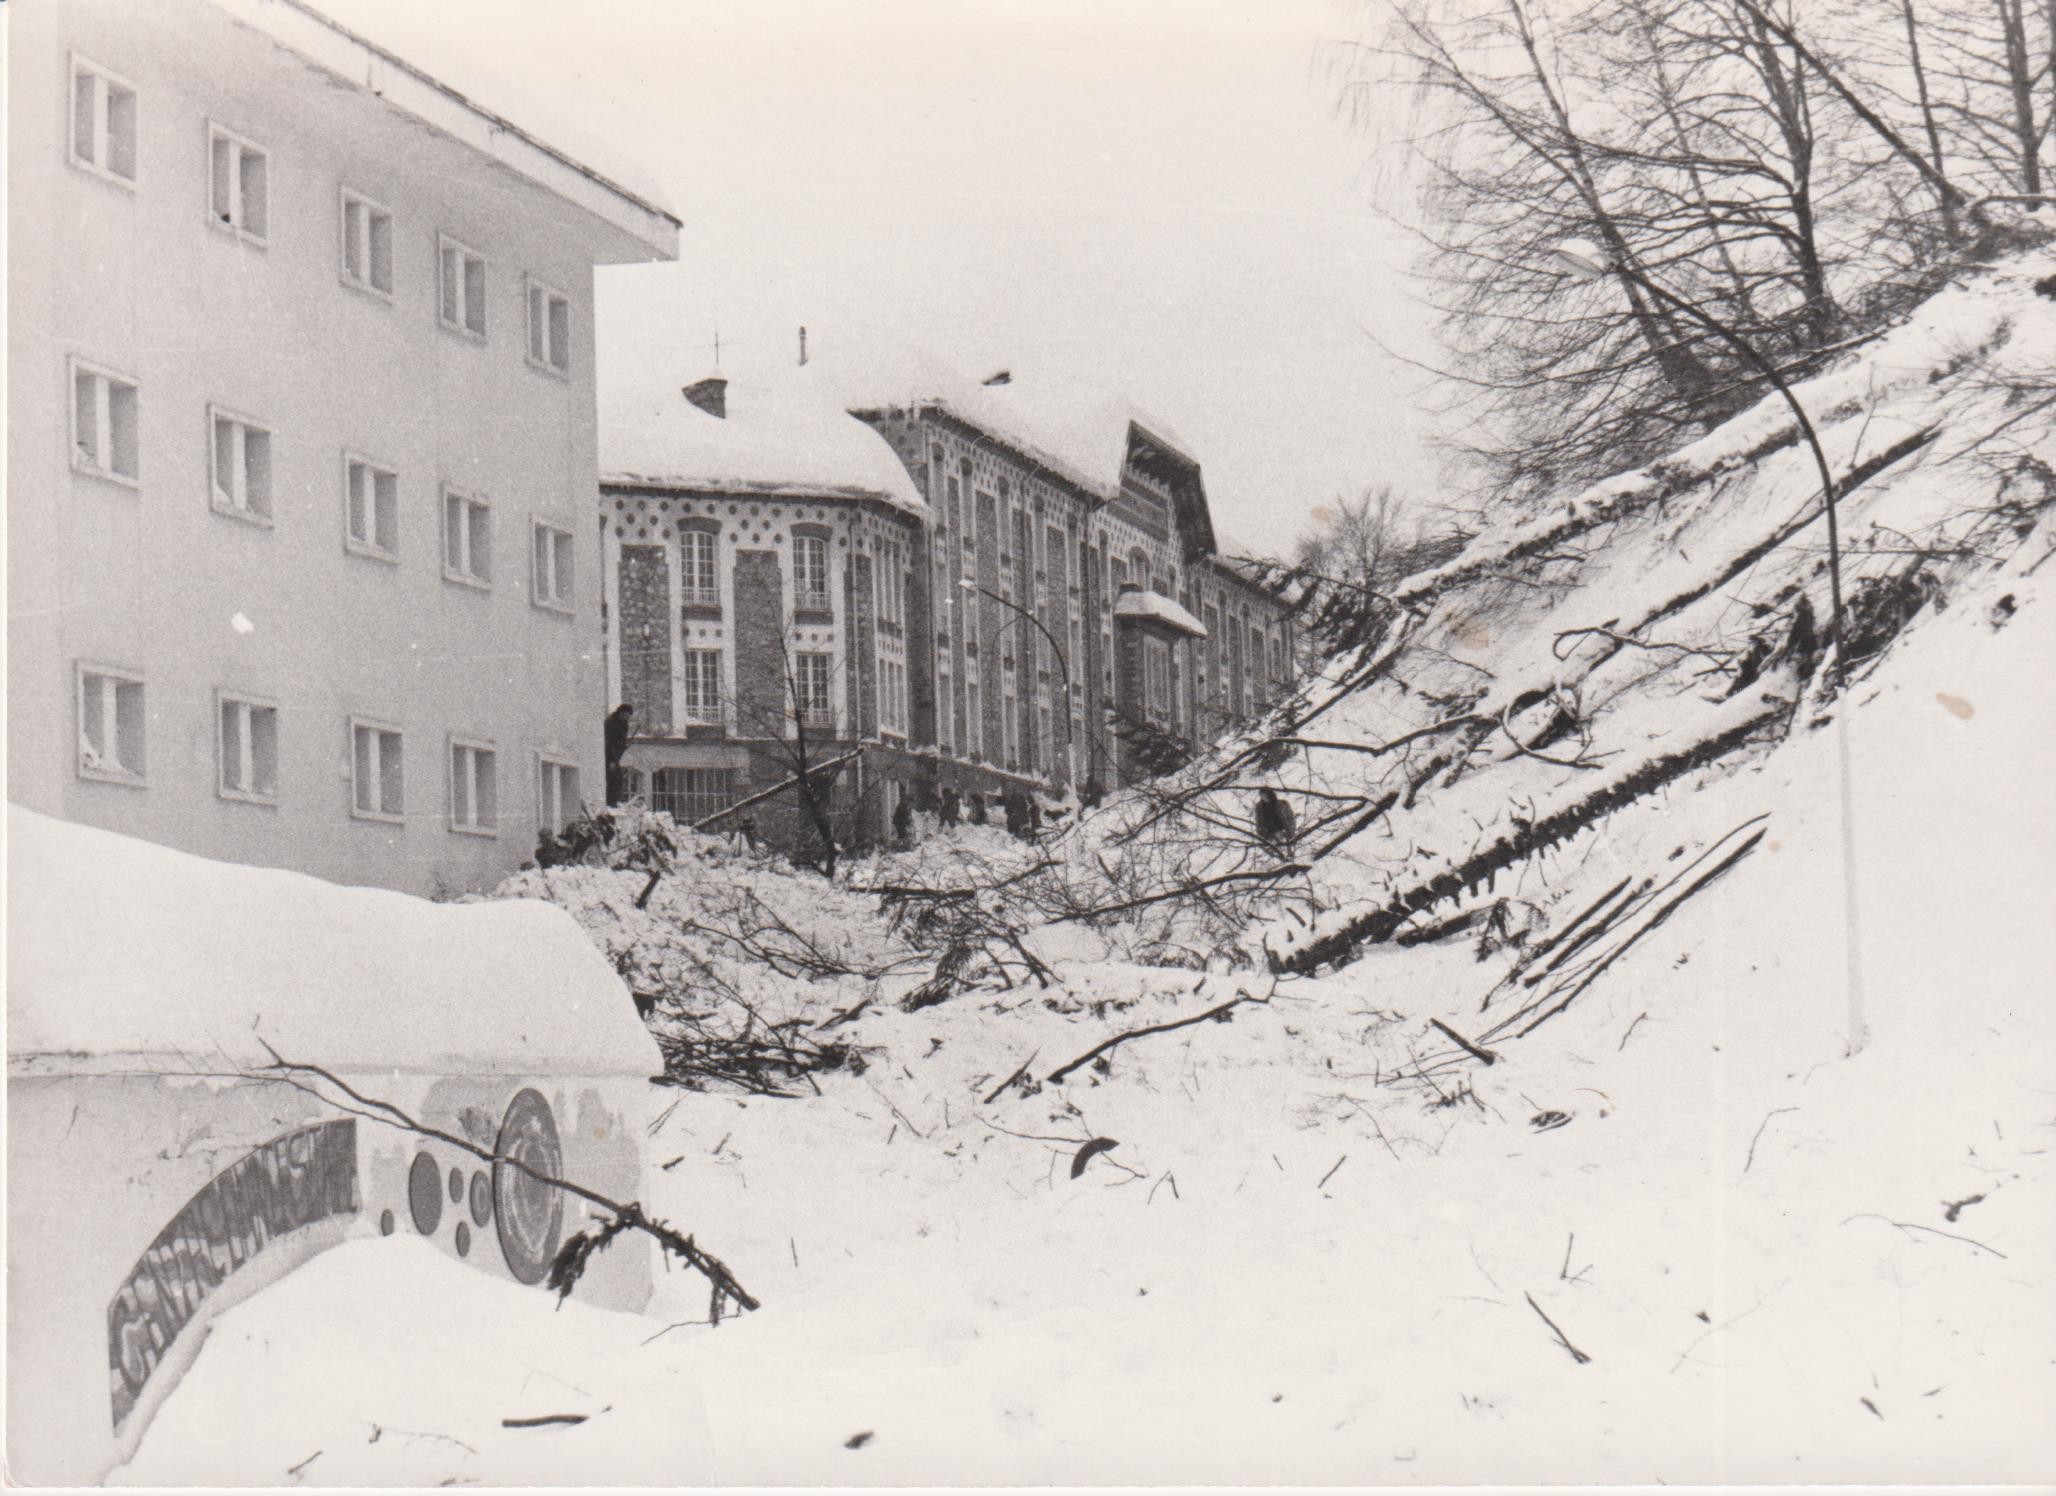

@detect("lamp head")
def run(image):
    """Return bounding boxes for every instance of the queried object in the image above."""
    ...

[1549,239,1614,281]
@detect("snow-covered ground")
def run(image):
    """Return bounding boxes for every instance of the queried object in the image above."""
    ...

[113,255,2056,1486]
[124,527,2053,1485]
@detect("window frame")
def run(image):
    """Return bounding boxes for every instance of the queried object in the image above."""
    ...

[523,273,572,377]
[207,403,275,526]
[679,523,721,611]
[75,661,147,786]
[436,232,488,340]
[446,734,500,838]
[793,650,834,730]
[215,689,280,806]
[530,516,576,612]
[793,530,832,614]
[69,355,141,488]
[205,120,269,245]
[69,53,138,189]
[681,648,725,725]
[348,715,405,824]
[337,186,395,302]
[342,450,400,561]
[536,752,581,835]
[441,484,494,590]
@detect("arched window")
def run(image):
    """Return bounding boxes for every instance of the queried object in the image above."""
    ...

[793,526,831,613]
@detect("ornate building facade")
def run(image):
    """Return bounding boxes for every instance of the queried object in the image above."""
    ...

[600,357,1295,848]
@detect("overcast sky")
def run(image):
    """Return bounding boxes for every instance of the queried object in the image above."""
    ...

[315,0,1442,555]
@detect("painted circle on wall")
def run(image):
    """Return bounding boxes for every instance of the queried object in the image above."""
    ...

[449,1166,464,1203]
[492,1088,565,1286]
[455,1222,472,1258]
[379,1208,395,1237]
[469,1170,493,1226]
[408,1152,443,1235]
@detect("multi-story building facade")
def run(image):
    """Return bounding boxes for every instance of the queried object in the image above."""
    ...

[599,352,1295,848]
[7,0,679,896]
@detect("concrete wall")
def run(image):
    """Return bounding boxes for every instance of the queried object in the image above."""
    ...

[6,1067,649,1484]
[6,0,648,895]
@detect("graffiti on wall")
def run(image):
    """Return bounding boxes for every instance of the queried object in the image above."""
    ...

[107,1119,359,1430]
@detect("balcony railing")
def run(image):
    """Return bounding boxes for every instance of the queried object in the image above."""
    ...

[796,706,835,732]
[794,590,832,614]
[680,585,720,611]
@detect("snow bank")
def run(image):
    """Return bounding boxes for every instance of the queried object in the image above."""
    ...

[6,808,657,1077]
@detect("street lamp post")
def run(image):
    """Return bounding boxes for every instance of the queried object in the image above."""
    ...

[1551,239,1868,1057]
[959,578,1090,786]
[1549,240,1847,671]
[959,578,1072,697]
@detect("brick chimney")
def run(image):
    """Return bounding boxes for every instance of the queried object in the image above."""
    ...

[683,375,727,419]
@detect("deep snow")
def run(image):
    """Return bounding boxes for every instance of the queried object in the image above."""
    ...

[116,257,2056,1486]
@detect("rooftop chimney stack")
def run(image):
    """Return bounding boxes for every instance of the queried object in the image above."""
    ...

[683,376,728,419]
[798,326,808,367]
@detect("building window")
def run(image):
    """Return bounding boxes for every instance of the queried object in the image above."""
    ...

[351,719,404,821]
[524,275,571,375]
[652,766,736,827]
[345,454,399,559]
[71,358,139,485]
[1145,637,1173,719]
[936,658,954,752]
[76,665,145,784]
[680,527,719,609]
[532,519,574,610]
[794,533,830,613]
[880,657,906,736]
[448,738,498,835]
[339,188,394,297]
[218,692,278,804]
[794,651,833,730]
[877,538,906,629]
[71,56,137,185]
[442,487,492,587]
[538,755,580,835]
[682,649,723,724]
[437,234,487,337]
[209,407,273,522]
[207,123,268,242]
[965,677,983,761]
[1002,687,1018,769]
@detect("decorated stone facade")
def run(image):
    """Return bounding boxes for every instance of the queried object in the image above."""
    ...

[600,366,1294,851]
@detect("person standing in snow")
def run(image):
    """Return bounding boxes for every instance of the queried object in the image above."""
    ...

[968,792,988,826]
[892,788,913,847]
[940,786,961,828]
[1081,774,1105,810]
[603,703,634,805]
[1254,786,1297,856]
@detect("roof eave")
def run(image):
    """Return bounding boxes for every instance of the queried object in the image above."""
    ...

[210,0,680,264]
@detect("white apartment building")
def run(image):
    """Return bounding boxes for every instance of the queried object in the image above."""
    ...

[7,0,679,895]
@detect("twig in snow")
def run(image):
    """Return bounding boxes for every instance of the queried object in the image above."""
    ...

[1429,1017,1498,1066]
[1316,1154,1349,1190]
[501,1413,588,1429]
[1941,1192,1986,1223]
[1842,1213,2008,1258]
[1860,1397,1884,1420]
[1617,1012,1648,1051]
[1046,984,1272,1083]
[1148,1170,1182,1204]
[286,1451,321,1479]
[981,1051,1039,1105]
[1744,1107,1799,1173]
[1524,1291,1592,1364]
[635,869,663,909]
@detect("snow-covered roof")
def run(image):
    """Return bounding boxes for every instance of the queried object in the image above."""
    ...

[833,350,1198,504]
[598,331,1231,525]
[5,808,660,1077]
[600,354,928,515]
[212,0,678,262]
[1114,588,1209,637]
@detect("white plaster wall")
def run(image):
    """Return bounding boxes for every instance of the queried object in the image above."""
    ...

[6,0,627,895]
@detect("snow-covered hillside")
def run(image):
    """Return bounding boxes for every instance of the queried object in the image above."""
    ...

[121,257,2056,1485]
